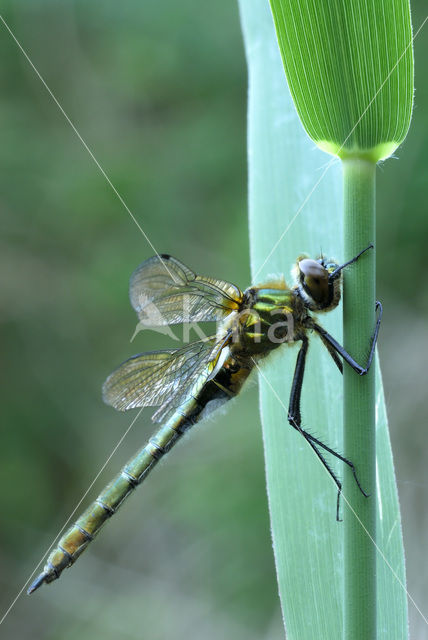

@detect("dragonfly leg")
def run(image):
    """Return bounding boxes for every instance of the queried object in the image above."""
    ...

[313,301,382,375]
[287,336,367,520]
[317,333,343,374]
[328,243,373,279]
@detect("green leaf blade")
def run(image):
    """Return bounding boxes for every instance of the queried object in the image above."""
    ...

[269,0,414,161]
[239,0,408,637]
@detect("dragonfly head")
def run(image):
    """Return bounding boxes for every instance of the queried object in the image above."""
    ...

[295,255,341,312]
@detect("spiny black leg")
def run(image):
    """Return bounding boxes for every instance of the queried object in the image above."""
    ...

[329,243,373,279]
[302,431,369,499]
[289,414,343,520]
[287,337,366,520]
[318,333,343,374]
[365,300,382,372]
[288,336,308,425]
[313,301,382,376]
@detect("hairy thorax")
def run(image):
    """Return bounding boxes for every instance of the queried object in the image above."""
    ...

[218,284,311,360]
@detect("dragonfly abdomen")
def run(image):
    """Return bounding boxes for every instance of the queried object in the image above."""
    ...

[27,414,191,593]
[28,358,248,594]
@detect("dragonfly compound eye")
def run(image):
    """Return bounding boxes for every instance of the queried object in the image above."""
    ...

[298,258,329,304]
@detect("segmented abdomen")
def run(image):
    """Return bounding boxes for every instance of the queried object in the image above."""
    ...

[27,360,252,593]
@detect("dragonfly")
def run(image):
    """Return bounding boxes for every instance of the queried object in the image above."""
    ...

[28,244,381,593]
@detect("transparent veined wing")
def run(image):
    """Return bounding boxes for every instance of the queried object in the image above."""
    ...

[102,333,230,417]
[129,255,243,325]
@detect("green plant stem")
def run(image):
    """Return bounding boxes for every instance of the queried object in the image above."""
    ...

[343,158,377,640]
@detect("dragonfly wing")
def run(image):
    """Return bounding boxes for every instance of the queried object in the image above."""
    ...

[129,255,243,325]
[102,334,230,413]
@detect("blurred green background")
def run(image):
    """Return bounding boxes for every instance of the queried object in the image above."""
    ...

[0,2,426,639]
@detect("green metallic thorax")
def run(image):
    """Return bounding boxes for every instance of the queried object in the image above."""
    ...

[231,286,308,356]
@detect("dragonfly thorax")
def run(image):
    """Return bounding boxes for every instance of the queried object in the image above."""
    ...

[223,286,307,355]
